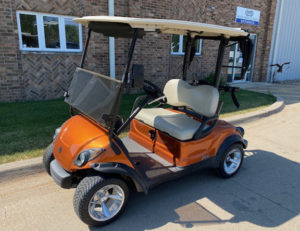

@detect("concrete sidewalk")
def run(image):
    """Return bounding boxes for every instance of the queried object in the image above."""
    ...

[231,81,300,105]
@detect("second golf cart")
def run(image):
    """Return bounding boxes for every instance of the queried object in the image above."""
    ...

[43,16,253,226]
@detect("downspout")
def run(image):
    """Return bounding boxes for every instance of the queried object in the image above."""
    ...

[108,0,116,78]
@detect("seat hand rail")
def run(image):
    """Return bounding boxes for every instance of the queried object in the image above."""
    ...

[193,115,219,140]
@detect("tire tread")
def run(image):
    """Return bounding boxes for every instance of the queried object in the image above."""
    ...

[73,175,129,227]
[42,143,54,175]
[216,143,244,178]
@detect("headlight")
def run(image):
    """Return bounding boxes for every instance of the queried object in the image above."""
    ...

[53,127,62,140]
[74,148,105,167]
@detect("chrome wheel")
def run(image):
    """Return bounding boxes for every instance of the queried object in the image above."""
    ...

[88,184,125,222]
[223,148,242,175]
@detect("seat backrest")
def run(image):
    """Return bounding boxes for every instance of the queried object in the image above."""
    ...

[163,79,219,117]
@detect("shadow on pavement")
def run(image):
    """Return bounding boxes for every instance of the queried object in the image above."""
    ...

[90,149,300,230]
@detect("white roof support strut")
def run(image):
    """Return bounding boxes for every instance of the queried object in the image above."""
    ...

[108,1,116,79]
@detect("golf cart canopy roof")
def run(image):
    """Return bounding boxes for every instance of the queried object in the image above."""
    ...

[73,16,248,38]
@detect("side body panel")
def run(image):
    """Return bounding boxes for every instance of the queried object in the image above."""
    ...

[129,118,241,167]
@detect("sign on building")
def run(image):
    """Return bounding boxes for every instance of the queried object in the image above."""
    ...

[235,6,260,26]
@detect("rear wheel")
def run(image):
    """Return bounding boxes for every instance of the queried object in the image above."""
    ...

[43,143,54,176]
[216,143,244,178]
[73,175,129,227]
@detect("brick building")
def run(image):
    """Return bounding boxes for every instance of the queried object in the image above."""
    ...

[0,0,279,102]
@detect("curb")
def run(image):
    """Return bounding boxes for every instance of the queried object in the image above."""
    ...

[225,95,285,125]
[0,157,43,183]
[0,95,285,183]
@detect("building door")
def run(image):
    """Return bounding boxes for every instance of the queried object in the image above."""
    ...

[227,34,257,82]
[268,0,300,81]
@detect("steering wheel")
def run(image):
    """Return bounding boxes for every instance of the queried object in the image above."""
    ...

[143,80,164,99]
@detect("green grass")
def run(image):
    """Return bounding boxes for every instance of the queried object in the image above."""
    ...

[219,90,276,114]
[0,90,275,164]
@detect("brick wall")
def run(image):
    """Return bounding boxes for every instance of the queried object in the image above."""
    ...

[14,0,109,100]
[0,0,23,101]
[0,0,109,101]
[119,0,277,86]
[0,0,277,102]
[165,0,277,83]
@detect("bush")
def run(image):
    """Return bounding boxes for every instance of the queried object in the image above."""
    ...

[203,73,226,86]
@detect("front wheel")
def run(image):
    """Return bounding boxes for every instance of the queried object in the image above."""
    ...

[43,143,54,176]
[73,176,129,227]
[216,143,244,178]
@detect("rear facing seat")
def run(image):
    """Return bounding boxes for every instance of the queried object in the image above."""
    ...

[135,79,219,141]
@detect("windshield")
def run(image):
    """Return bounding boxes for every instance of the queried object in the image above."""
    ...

[65,67,122,129]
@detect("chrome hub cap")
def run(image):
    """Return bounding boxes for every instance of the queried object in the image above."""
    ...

[88,184,125,221]
[224,148,242,174]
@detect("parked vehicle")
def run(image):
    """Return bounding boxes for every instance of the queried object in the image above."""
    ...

[43,16,252,226]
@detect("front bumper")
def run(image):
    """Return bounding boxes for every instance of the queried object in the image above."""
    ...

[50,160,72,189]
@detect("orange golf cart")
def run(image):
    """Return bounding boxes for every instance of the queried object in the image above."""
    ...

[43,16,252,226]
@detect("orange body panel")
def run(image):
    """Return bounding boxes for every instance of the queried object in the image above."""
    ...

[128,118,155,152]
[54,111,240,172]
[53,115,133,172]
[129,118,240,167]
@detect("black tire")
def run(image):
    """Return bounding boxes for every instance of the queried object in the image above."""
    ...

[43,143,54,176]
[73,175,129,227]
[216,143,244,178]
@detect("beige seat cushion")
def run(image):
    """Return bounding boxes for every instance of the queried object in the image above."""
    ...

[163,79,219,117]
[136,108,174,127]
[135,79,216,140]
[136,108,204,141]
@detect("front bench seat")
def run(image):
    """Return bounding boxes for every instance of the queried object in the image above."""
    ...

[135,79,219,141]
[136,108,205,140]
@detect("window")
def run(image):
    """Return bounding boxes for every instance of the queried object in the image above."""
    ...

[17,11,82,52]
[171,34,202,55]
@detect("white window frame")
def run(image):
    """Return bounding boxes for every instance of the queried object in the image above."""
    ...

[171,34,202,56]
[16,11,82,52]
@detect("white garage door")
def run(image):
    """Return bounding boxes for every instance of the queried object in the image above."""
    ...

[268,0,300,81]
